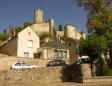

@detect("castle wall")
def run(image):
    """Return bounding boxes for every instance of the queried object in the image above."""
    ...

[49,18,56,35]
[32,9,56,35]
[64,24,86,40]
[56,31,64,38]
[31,22,50,35]
[34,9,43,23]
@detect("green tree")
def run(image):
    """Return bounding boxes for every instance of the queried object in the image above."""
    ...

[9,25,24,34]
[104,32,112,62]
[23,22,33,28]
[9,21,32,35]
[60,35,68,42]
[73,0,112,65]
[59,24,63,31]
[39,32,54,40]
[79,35,107,62]
[72,0,112,33]
[87,7,112,34]
[3,29,7,34]
[0,33,10,41]
[79,35,107,75]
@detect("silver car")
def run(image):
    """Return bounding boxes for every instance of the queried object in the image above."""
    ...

[11,62,37,69]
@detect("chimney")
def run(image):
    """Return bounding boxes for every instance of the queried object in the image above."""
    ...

[12,28,16,37]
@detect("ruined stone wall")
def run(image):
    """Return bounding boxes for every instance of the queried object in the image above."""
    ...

[32,9,56,35]
[31,22,50,35]
[64,24,86,40]
[56,31,64,38]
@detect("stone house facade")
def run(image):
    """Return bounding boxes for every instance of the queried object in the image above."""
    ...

[0,26,40,58]
[38,41,69,64]
[67,38,79,64]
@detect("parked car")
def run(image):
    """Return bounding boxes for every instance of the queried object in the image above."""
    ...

[11,62,38,69]
[47,60,67,67]
[74,57,90,65]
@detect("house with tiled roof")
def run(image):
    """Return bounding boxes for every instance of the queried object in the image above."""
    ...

[0,26,40,58]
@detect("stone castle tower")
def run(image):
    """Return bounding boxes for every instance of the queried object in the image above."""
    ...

[64,24,86,40]
[31,9,56,35]
[34,9,43,23]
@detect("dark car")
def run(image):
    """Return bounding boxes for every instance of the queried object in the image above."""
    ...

[74,58,91,65]
[47,60,67,67]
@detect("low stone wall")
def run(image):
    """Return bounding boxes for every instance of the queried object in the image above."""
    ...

[80,64,92,78]
[0,54,52,70]
[72,76,112,83]
[0,66,70,83]
[71,64,112,83]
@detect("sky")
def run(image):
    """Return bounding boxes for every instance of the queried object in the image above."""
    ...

[0,0,87,33]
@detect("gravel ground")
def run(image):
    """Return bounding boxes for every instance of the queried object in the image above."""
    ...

[0,82,112,86]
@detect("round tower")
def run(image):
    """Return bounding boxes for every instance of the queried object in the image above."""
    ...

[34,9,43,23]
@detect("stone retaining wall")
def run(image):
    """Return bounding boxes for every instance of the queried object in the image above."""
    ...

[0,54,52,70]
[72,76,112,83]
[0,66,70,83]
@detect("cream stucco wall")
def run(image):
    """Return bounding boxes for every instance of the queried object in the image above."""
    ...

[17,26,40,58]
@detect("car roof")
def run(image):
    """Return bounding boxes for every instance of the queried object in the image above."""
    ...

[13,62,27,64]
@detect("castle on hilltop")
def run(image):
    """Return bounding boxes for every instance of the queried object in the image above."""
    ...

[31,9,86,40]
[31,9,55,35]
[0,9,86,64]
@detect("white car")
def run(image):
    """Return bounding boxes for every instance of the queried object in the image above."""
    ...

[11,62,38,69]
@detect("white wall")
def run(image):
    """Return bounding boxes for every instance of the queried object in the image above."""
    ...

[17,26,40,58]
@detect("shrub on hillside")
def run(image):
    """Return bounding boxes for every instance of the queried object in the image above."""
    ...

[39,32,54,40]
[102,64,112,76]
[0,33,10,41]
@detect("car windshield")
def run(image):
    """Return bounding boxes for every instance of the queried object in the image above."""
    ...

[76,58,90,64]
[15,63,21,66]
[81,58,90,63]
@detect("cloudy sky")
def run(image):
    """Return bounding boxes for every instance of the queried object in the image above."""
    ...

[0,0,87,33]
